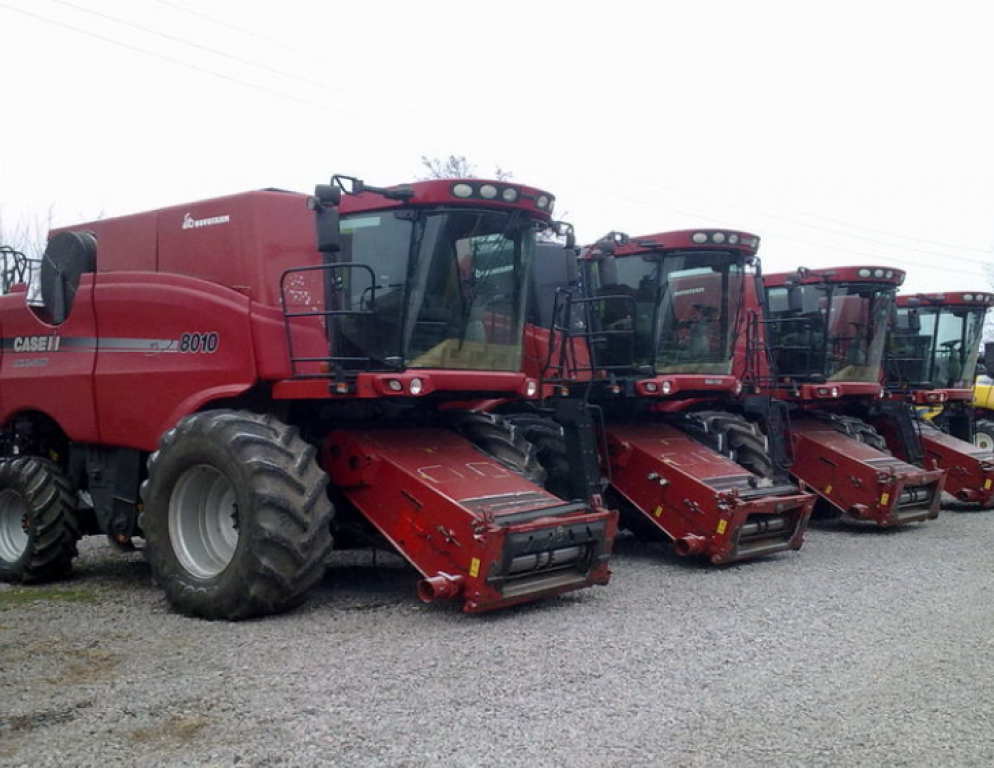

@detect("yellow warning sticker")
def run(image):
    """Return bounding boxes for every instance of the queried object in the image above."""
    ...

[986,479,992,491]
[653,505,663,518]
[469,558,480,578]
[716,519,728,535]
[824,485,833,495]
[880,492,890,506]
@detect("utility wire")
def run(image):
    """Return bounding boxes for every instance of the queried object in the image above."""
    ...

[144,0,327,63]
[630,179,994,265]
[0,2,314,105]
[572,182,987,278]
[764,206,993,255]
[46,0,332,93]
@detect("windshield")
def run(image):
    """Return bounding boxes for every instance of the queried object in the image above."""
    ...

[587,251,746,375]
[889,305,986,388]
[766,282,893,383]
[332,208,532,372]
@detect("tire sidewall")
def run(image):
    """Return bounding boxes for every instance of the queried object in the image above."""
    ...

[143,427,262,614]
[974,422,994,452]
[0,460,32,580]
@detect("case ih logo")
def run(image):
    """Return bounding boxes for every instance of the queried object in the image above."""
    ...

[182,213,230,230]
[13,335,61,353]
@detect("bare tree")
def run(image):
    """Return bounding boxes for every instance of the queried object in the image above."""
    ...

[0,206,53,258]
[418,155,513,181]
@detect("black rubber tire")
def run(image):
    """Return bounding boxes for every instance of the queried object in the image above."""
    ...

[831,415,890,453]
[974,420,994,453]
[502,413,572,499]
[0,457,80,584]
[140,410,335,621]
[446,411,546,486]
[678,410,774,478]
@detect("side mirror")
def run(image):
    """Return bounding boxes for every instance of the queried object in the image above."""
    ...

[599,256,619,286]
[594,231,629,254]
[552,221,576,249]
[787,285,803,313]
[313,184,341,206]
[983,341,994,375]
[309,186,341,254]
[905,309,921,333]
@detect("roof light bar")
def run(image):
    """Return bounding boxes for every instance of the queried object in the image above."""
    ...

[689,231,759,248]
[447,182,552,212]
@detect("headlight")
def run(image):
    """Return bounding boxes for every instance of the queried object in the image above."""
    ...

[409,377,423,395]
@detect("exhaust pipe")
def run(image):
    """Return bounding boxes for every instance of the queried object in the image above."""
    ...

[674,534,708,557]
[417,572,465,603]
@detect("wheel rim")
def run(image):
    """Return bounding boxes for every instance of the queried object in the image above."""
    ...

[168,465,239,579]
[0,488,30,563]
[975,432,994,453]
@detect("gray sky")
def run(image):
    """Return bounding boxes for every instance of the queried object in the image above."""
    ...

[2,0,992,293]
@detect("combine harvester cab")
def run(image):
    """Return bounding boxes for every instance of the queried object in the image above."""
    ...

[759,267,945,526]
[518,230,815,565]
[0,175,615,619]
[885,292,994,506]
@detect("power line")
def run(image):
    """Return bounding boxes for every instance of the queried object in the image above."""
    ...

[0,2,313,105]
[628,179,994,265]
[568,181,987,278]
[768,206,994,255]
[145,0,327,63]
[47,0,332,94]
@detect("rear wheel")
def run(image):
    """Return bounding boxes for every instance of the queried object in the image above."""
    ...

[0,458,79,583]
[974,420,994,453]
[446,411,546,485]
[141,410,335,620]
[678,410,774,478]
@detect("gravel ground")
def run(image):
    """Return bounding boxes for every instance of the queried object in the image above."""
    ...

[2,506,993,768]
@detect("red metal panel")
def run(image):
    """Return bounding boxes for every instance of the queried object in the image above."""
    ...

[919,428,994,505]
[155,191,319,308]
[605,422,813,564]
[788,417,944,525]
[0,276,100,443]
[52,211,158,273]
[322,427,616,612]
[92,273,258,450]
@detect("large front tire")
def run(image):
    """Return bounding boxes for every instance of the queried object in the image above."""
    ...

[501,413,572,499]
[141,411,334,620]
[446,411,546,486]
[679,410,774,478]
[0,457,79,583]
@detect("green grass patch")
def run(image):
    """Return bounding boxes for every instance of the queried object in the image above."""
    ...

[0,585,100,610]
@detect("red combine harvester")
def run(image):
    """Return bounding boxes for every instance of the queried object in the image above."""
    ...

[514,230,814,564]
[884,291,994,506]
[0,175,616,619]
[758,266,944,525]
